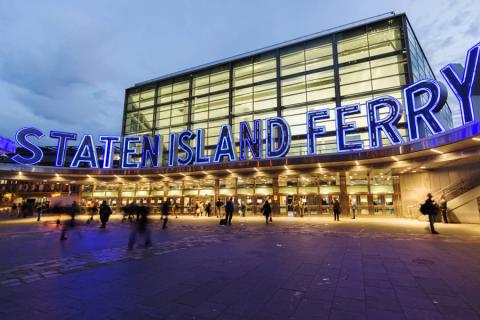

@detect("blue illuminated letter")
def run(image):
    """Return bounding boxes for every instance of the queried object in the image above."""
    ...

[239,120,263,160]
[214,125,236,163]
[266,117,291,159]
[121,136,141,169]
[99,136,120,169]
[336,104,364,152]
[177,130,194,166]
[403,79,448,141]
[49,131,77,167]
[441,43,480,124]
[71,135,99,168]
[11,127,44,165]
[306,109,329,155]
[366,96,404,148]
[141,135,162,168]
[194,129,210,165]
[168,132,178,167]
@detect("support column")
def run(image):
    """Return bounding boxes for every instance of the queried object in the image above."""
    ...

[367,172,374,215]
[117,183,123,213]
[392,175,402,217]
[214,178,220,201]
[339,172,349,215]
[180,180,185,215]
[163,181,169,200]
[272,176,280,216]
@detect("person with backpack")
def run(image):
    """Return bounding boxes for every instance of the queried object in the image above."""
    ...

[420,193,439,234]
[261,199,272,224]
[99,201,112,229]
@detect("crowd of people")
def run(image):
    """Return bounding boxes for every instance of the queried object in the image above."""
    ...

[11,192,451,247]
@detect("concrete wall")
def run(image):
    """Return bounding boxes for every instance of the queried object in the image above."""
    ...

[399,163,480,223]
[447,185,480,224]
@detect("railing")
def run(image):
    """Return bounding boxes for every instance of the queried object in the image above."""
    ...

[407,173,480,219]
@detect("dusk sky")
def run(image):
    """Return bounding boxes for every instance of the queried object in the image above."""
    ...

[0,0,478,143]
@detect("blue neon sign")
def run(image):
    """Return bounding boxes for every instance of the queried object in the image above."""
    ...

[9,43,480,168]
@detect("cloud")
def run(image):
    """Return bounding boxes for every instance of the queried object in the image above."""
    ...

[0,0,478,144]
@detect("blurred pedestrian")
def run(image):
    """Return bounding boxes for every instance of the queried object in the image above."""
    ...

[99,201,112,229]
[262,199,272,224]
[87,202,98,224]
[128,203,151,249]
[162,198,170,229]
[420,193,439,234]
[350,198,357,219]
[333,198,340,221]
[171,199,178,219]
[215,199,223,218]
[36,203,42,222]
[206,201,212,217]
[439,194,448,223]
[225,197,234,225]
[60,201,80,241]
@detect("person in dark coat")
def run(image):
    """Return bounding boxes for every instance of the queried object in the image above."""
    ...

[225,197,234,225]
[423,193,439,234]
[206,201,212,217]
[99,201,112,229]
[439,194,448,223]
[262,199,272,224]
[162,198,170,229]
[333,198,340,221]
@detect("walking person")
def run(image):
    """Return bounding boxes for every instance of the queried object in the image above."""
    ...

[333,198,340,221]
[87,203,98,224]
[240,202,246,217]
[99,201,112,229]
[350,198,357,219]
[60,201,80,241]
[225,197,234,225]
[439,194,448,223]
[36,203,42,222]
[262,199,272,224]
[206,201,212,217]
[420,193,439,234]
[298,199,305,218]
[162,197,170,229]
[171,199,178,219]
[215,199,223,218]
[128,203,152,249]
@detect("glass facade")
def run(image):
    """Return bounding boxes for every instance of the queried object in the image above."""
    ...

[123,14,452,161]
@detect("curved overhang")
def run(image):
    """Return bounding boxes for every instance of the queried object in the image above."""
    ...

[1,121,479,182]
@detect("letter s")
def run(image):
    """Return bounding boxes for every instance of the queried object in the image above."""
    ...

[11,127,44,165]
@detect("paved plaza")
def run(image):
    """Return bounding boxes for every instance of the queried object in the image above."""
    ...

[0,215,480,320]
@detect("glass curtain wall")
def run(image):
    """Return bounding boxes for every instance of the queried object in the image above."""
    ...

[406,20,453,131]
[337,18,408,149]
[123,16,445,162]
[280,37,336,155]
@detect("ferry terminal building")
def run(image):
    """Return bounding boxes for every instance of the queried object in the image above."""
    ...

[1,13,480,223]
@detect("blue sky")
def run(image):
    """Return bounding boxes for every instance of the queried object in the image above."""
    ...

[0,0,478,142]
